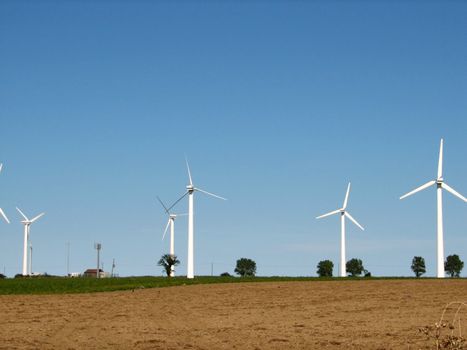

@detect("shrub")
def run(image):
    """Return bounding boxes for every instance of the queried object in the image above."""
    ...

[346,258,364,277]
[445,254,464,278]
[234,258,256,277]
[316,260,333,277]
[411,256,426,277]
[157,254,180,277]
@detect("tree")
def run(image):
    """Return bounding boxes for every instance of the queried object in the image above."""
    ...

[157,254,180,277]
[346,258,364,277]
[220,272,231,277]
[411,256,426,277]
[316,260,333,277]
[234,258,256,277]
[445,254,464,278]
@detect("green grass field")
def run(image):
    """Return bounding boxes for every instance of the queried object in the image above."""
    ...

[0,276,321,295]
[0,275,434,295]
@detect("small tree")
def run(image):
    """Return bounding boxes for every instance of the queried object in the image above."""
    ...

[157,254,180,277]
[411,256,426,278]
[316,260,333,277]
[235,258,256,277]
[445,254,464,278]
[346,258,364,277]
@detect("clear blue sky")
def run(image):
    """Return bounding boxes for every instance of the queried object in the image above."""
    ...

[1,1,466,277]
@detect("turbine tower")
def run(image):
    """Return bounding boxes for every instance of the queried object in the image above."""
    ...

[316,183,365,277]
[16,207,45,276]
[157,196,186,277]
[29,244,33,275]
[0,163,10,224]
[169,158,226,279]
[400,139,467,278]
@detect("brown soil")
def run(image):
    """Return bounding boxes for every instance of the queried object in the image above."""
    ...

[0,280,466,349]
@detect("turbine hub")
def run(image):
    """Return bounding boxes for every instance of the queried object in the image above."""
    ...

[437,177,443,184]
[186,185,194,192]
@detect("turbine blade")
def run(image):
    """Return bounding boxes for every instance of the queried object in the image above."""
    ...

[442,183,467,202]
[0,208,10,224]
[156,196,169,214]
[345,212,364,230]
[400,180,436,200]
[316,209,341,219]
[30,213,45,223]
[343,182,351,209]
[195,187,227,200]
[185,157,193,186]
[167,192,189,211]
[162,218,171,240]
[438,138,443,179]
[0,163,3,173]
[16,207,29,221]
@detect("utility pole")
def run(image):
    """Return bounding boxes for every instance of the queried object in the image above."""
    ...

[94,243,102,278]
[211,262,213,277]
[111,258,115,277]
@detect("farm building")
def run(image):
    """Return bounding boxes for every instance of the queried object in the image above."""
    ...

[83,269,110,278]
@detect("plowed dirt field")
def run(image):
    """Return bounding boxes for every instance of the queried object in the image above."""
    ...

[0,279,466,349]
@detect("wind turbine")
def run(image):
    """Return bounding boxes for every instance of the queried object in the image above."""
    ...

[316,182,365,277]
[400,139,466,278]
[0,163,10,224]
[16,207,45,276]
[157,196,186,277]
[169,158,226,279]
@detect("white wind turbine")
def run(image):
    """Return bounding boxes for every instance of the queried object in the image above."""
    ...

[400,139,466,278]
[16,207,45,276]
[168,159,226,279]
[157,196,187,277]
[0,163,10,224]
[316,183,365,277]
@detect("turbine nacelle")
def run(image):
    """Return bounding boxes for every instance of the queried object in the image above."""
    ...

[16,208,45,226]
[400,139,466,203]
[316,182,364,231]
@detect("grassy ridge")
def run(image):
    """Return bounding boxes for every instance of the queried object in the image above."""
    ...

[0,276,450,295]
[0,276,332,295]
